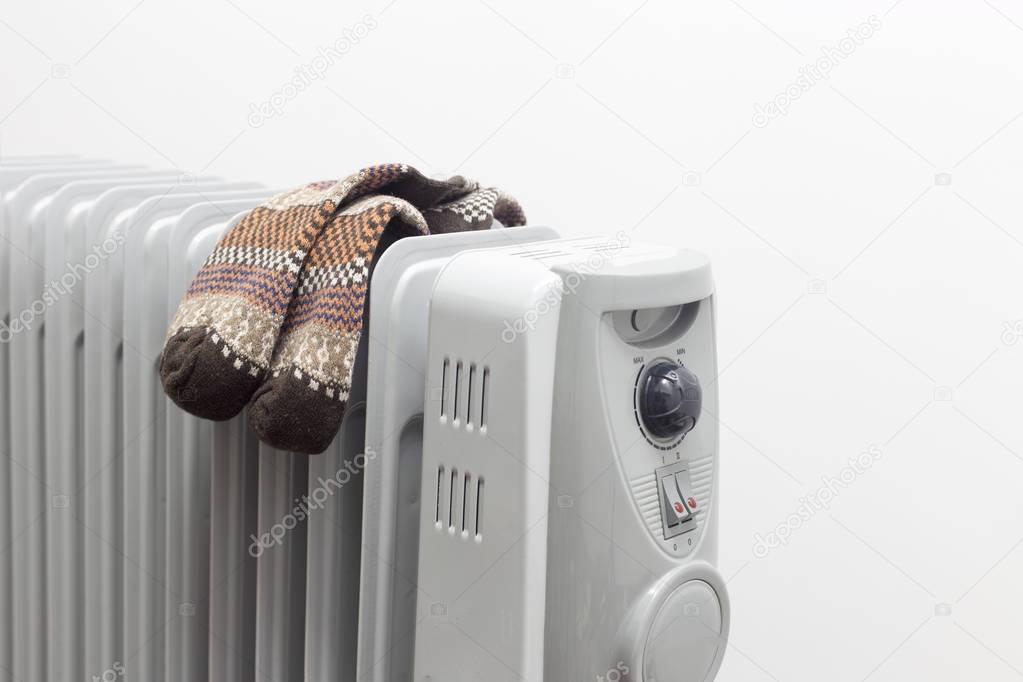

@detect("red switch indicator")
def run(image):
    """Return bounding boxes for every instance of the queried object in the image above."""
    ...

[674,502,685,514]
[687,497,697,509]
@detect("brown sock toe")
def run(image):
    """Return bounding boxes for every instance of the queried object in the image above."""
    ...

[159,327,264,421]
[248,370,345,454]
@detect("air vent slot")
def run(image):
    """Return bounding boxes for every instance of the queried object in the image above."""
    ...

[461,472,470,533]
[434,467,484,542]
[579,241,623,253]
[439,357,490,434]
[435,465,445,524]
[475,477,484,539]
[448,468,458,530]
[466,364,475,426]
[508,247,570,258]
[440,358,449,418]
[506,237,624,260]
[452,361,463,424]
[480,367,490,430]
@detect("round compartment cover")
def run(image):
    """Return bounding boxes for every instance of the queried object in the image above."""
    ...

[644,580,723,682]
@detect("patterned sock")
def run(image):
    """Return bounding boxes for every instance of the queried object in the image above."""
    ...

[248,180,526,454]
[161,164,467,420]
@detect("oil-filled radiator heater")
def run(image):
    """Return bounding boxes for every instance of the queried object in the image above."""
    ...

[0,156,728,682]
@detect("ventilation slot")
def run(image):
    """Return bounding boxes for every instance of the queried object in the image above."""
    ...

[440,358,449,418]
[435,466,445,525]
[480,367,490,430]
[508,247,571,259]
[433,468,484,542]
[440,360,490,433]
[475,477,484,540]
[461,472,470,533]
[523,249,569,259]
[448,468,458,531]
[580,240,622,252]
[466,364,476,427]
[452,362,462,425]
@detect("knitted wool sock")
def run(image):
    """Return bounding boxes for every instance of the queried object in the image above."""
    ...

[161,163,465,420]
[248,182,527,454]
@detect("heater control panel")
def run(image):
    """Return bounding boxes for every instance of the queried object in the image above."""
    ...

[601,296,719,559]
[538,239,728,682]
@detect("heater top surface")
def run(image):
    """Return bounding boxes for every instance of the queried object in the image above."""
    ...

[490,235,714,310]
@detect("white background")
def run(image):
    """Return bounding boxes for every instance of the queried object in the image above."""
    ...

[2,1,1023,680]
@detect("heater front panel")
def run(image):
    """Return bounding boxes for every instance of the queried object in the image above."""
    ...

[414,251,562,682]
[603,296,719,559]
[539,240,729,682]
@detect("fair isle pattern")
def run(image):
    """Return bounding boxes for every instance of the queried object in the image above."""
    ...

[427,186,501,224]
[292,195,428,297]
[269,202,395,387]
[166,165,418,373]
[255,200,400,410]
[167,293,282,368]
[323,164,411,205]
[338,193,429,232]
[269,323,360,401]
[202,245,306,273]
[257,167,410,211]
[172,187,337,357]
[263,184,528,407]
[161,163,527,435]
[207,328,266,378]
[259,180,339,210]
[294,260,368,296]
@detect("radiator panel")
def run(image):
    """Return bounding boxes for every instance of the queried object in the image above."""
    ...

[0,162,369,682]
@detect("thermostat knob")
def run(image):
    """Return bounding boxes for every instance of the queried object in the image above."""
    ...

[638,361,701,440]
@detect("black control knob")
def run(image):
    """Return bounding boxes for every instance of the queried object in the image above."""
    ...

[638,361,701,440]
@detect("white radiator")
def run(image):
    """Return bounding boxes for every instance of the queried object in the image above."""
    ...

[0,158,346,682]
[1,157,729,682]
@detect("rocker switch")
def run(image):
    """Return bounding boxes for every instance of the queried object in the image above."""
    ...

[660,475,690,526]
[674,472,698,512]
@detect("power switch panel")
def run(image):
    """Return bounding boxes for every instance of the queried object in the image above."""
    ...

[656,461,696,541]
[661,475,690,527]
